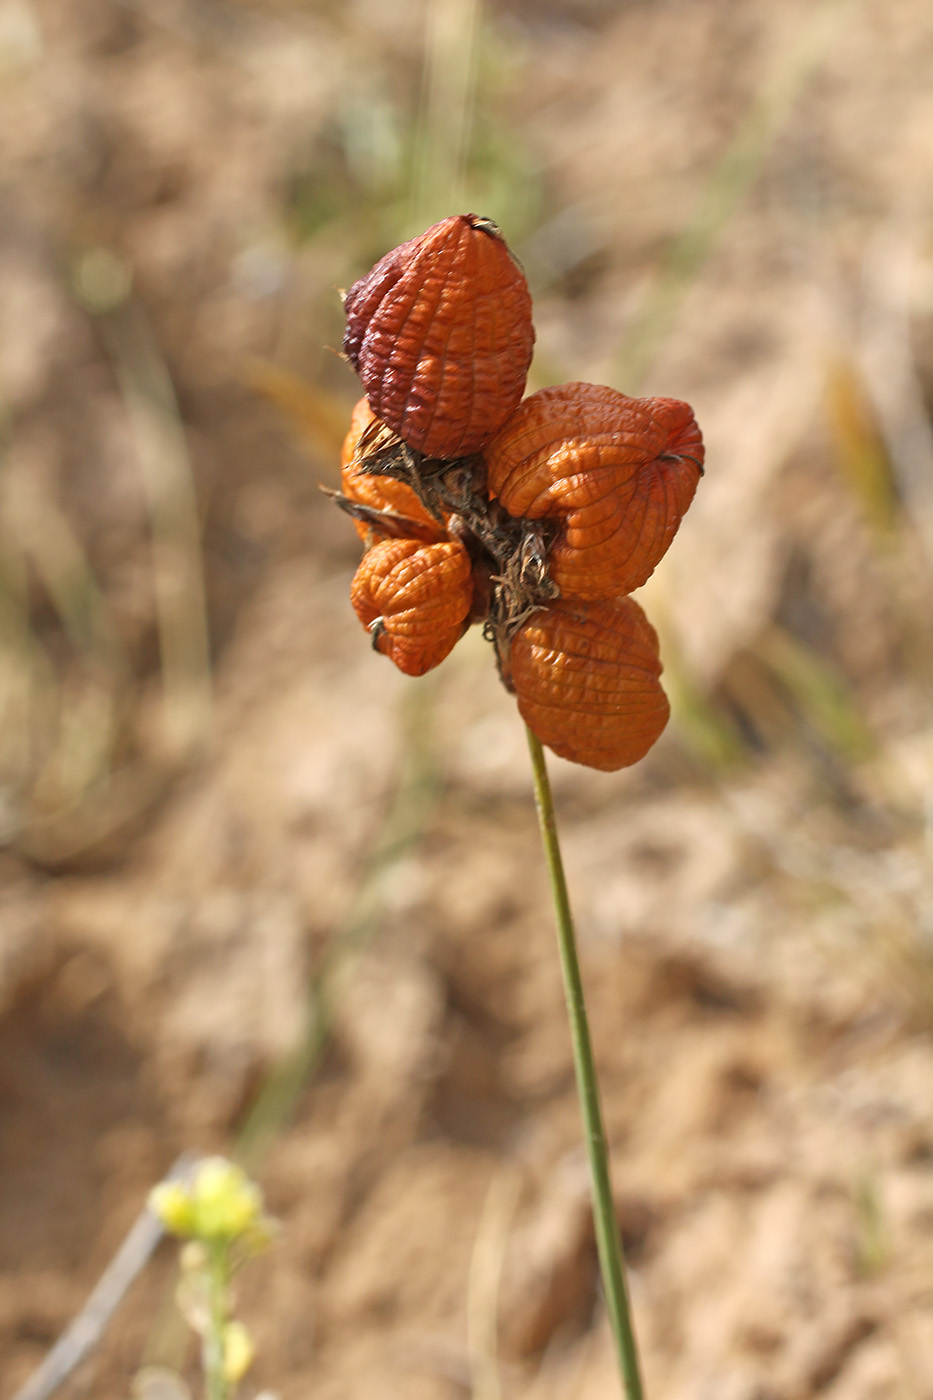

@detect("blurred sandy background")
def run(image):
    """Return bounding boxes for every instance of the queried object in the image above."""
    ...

[2,1,933,1397]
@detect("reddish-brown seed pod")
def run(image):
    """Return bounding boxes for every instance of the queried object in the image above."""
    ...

[340,398,443,543]
[508,598,670,770]
[343,214,535,460]
[350,537,474,677]
[485,382,703,600]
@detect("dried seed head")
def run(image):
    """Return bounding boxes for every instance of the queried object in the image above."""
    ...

[509,598,670,770]
[335,219,705,771]
[485,382,703,599]
[343,214,535,460]
[350,537,474,676]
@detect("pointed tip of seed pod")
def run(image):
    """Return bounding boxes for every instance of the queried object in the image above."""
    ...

[467,214,503,240]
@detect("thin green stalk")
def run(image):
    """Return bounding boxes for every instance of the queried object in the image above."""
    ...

[525,725,644,1400]
[204,1242,230,1400]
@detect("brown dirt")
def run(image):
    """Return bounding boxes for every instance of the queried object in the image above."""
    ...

[2,2,933,1399]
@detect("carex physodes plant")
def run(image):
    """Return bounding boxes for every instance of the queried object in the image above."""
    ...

[331,213,706,1399]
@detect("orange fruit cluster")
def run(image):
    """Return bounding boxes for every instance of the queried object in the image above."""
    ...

[336,215,704,771]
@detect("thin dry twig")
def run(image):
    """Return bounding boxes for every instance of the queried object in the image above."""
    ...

[11,1156,195,1400]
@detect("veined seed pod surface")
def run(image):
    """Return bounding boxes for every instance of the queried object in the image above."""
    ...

[343,214,535,460]
[509,597,670,770]
[485,382,703,599]
[350,537,473,677]
[340,398,443,543]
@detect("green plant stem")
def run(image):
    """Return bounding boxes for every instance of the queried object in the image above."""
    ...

[204,1243,230,1400]
[525,725,644,1400]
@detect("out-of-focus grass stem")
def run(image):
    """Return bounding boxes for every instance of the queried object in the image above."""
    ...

[410,0,481,229]
[145,682,443,1371]
[235,678,442,1169]
[74,249,213,759]
[615,0,858,393]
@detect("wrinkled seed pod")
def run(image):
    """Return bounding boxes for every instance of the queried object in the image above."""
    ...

[485,382,703,599]
[343,214,535,460]
[350,537,474,677]
[509,598,670,770]
[340,398,442,543]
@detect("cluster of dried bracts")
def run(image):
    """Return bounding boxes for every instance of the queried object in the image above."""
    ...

[333,213,704,771]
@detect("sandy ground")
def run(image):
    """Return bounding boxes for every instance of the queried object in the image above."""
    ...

[2,2,933,1398]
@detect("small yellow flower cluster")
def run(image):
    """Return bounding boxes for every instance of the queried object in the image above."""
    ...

[150,1157,272,1248]
[149,1158,275,1392]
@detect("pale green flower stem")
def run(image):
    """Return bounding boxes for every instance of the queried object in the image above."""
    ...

[204,1242,230,1400]
[525,725,645,1400]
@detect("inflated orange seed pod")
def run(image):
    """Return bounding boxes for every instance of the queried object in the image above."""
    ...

[350,537,474,677]
[485,382,703,600]
[509,598,670,771]
[343,214,535,461]
[339,398,442,543]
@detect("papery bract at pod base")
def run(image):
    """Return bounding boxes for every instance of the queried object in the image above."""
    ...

[509,597,671,770]
[340,398,443,543]
[343,215,535,461]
